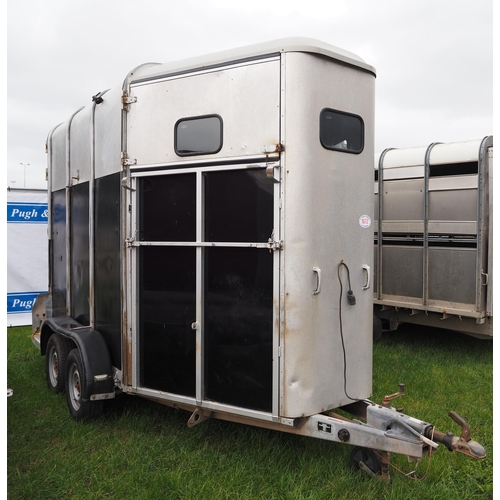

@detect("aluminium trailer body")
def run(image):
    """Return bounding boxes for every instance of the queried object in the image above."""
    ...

[32,38,485,480]
[373,137,493,339]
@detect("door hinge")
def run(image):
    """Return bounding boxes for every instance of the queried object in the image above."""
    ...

[122,93,137,105]
[268,231,283,252]
[121,153,137,168]
[125,231,137,248]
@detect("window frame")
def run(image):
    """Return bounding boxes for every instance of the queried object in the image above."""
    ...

[319,108,364,155]
[174,114,223,157]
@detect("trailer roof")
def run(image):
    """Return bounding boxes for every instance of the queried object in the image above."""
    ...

[125,37,376,86]
[374,136,492,169]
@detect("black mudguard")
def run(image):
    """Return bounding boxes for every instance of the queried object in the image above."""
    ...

[41,316,114,399]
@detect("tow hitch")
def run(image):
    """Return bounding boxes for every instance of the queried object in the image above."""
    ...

[428,411,486,460]
[340,384,486,481]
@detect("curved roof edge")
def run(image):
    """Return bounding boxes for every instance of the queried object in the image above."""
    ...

[374,136,493,168]
[125,37,376,85]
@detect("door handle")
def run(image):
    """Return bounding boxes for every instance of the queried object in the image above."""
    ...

[313,267,322,295]
[362,265,371,290]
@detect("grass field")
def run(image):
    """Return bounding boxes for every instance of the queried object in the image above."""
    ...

[7,324,493,499]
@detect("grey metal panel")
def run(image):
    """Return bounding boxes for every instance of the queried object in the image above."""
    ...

[281,51,375,418]
[69,107,92,184]
[428,188,477,223]
[381,221,424,233]
[127,60,281,166]
[381,165,424,180]
[428,247,476,304]
[50,124,67,192]
[94,86,123,179]
[382,246,423,299]
[427,221,477,234]
[382,179,424,222]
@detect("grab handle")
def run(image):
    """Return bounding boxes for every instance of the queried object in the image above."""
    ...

[312,267,322,295]
[362,265,371,290]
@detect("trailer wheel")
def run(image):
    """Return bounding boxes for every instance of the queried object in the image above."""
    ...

[65,349,104,420]
[373,314,383,342]
[45,333,72,394]
[349,446,382,475]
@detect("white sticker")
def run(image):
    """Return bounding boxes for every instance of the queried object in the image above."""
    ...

[359,215,371,228]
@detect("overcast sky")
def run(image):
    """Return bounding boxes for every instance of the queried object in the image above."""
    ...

[7,0,493,189]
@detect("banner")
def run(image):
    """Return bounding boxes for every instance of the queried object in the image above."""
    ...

[7,188,48,327]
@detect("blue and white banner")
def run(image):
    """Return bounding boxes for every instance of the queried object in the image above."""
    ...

[7,189,49,327]
[7,292,45,314]
[7,202,49,223]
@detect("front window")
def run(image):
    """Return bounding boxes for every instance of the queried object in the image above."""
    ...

[175,115,223,156]
[320,108,364,154]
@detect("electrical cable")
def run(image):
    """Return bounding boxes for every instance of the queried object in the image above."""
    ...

[337,261,358,401]
[374,426,435,481]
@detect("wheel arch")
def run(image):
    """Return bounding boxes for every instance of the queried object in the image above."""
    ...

[40,316,114,400]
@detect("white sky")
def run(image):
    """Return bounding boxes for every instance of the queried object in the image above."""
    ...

[6,0,494,189]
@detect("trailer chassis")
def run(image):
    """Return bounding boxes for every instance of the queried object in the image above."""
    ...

[128,383,485,482]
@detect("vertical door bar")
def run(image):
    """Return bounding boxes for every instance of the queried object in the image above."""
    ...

[377,148,393,301]
[475,136,488,315]
[272,174,281,418]
[129,177,138,388]
[278,53,286,418]
[196,170,204,404]
[423,143,439,307]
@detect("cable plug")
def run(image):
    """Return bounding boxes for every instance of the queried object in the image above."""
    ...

[347,290,356,305]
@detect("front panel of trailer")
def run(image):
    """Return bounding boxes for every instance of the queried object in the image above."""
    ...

[280,52,375,418]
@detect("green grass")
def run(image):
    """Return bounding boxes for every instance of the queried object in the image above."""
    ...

[7,324,493,499]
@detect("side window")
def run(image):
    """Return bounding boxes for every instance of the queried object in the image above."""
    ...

[320,108,364,154]
[175,115,223,156]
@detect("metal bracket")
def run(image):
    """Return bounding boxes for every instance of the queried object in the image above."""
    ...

[262,143,284,154]
[121,157,137,168]
[122,94,137,105]
[121,177,136,192]
[125,232,137,248]
[266,164,281,183]
[267,233,283,252]
[187,408,212,428]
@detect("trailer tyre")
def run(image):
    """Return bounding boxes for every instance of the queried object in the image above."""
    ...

[65,349,104,420]
[373,314,383,342]
[45,333,72,394]
[349,446,382,475]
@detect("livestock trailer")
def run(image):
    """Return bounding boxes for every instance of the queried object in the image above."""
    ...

[373,137,493,339]
[32,38,485,479]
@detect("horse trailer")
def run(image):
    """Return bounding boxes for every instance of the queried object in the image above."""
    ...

[32,38,485,480]
[373,137,493,340]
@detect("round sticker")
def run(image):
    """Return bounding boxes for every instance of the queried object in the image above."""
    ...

[359,215,371,229]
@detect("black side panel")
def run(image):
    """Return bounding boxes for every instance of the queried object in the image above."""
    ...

[204,247,273,413]
[205,169,273,243]
[139,174,196,242]
[94,173,122,368]
[51,189,67,294]
[70,182,90,324]
[203,169,274,412]
[139,246,196,396]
